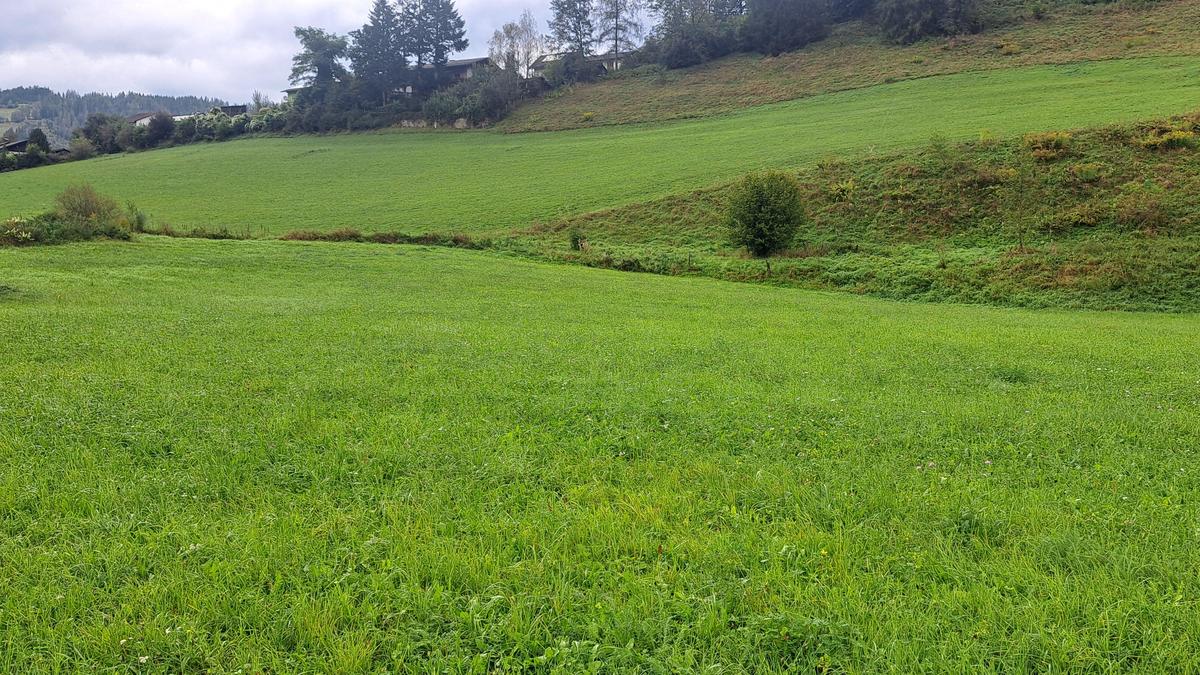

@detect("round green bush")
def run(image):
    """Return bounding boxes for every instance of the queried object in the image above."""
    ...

[725,171,806,257]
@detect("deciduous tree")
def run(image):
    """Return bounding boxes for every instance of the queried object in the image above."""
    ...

[594,0,644,59]
[490,10,545,77]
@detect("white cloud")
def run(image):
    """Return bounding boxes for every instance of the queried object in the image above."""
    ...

[0,0,551,102]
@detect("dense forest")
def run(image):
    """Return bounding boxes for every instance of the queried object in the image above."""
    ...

[0,87,225,146]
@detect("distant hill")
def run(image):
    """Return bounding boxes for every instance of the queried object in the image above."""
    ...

[0,86,226,146]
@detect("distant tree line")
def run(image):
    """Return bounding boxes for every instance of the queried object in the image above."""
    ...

[0,86,225,146]
[624,0,985,72]
[279,0,516,132]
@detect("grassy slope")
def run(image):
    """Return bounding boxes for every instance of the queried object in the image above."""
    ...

[503,113,1200,311]
[2,57,1199,236]
[502,0,1200,132]
[2,239,1199,671]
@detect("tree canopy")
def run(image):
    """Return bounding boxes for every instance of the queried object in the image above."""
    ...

[290,27,350,87]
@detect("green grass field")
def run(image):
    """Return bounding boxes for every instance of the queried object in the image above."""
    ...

[2,57,1199,236]
[2,238,1199,671]
[507,113,1200,312]
[501,0,1200,132]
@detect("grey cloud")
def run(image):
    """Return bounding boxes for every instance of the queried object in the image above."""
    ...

[0,1,551,102]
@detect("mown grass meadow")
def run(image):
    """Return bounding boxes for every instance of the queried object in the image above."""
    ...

[501,0,1200,132]
[2,239,1199,671]
[2,57,1198,236]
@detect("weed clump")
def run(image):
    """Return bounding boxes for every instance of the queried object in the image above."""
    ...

[726,171,806,258]
[1069,162,1107,184]
[1024,132,1072,161]
[1139,129,1197,151]
[1112,181,1168,234]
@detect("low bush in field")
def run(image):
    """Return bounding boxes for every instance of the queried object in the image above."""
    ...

[726,171,806,257]
[56,184,121,226]
[2,184,135,246]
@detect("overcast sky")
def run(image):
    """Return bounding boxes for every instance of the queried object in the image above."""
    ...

[0,1,553,103]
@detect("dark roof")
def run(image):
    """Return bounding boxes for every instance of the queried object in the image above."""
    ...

[128,112,156,123]
[422,57,492,70]
[1,139,29,152]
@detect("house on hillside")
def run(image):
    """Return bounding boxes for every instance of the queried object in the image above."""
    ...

[0,138,29,153]
[0,137,67,156]
[129,113,156,127]
[423,57,493,82]
[530,52,632,77]
[281,87,307,103]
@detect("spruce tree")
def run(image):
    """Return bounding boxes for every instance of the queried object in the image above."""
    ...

[549,0,596,56]
[426,0,469,67]
[350,0,408,105]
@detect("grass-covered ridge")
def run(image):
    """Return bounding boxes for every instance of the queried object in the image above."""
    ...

[503,0,1200,132]
[2,239,1199,671]
[2,57,1198,237]
[502,112,1200,311]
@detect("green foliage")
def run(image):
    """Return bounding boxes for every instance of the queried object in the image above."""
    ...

[544,52,604,86]
[54,183,120,225]
[422,91,460,124]
[1111,180,1168,232]
[742,0,831,56]
[875,0,977,43]
[290,27,350,88]
[144,112,176,146]
[446,67,524,124]
[26,128,50,153]
[549,0,597,56]
[419,0,470,68]
[876,0,948,43]
[349,0,407,106]
[1,185,133,245]
[725,171,806,256]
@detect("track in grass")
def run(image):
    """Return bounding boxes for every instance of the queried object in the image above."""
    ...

[2,238,1199,671]
[2,57,1199,236]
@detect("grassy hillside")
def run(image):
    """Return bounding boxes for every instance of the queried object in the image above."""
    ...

[503,0,1200,132]
[489,112,1200,312]
[3,239,1199,671]
[2,57,1199,237]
